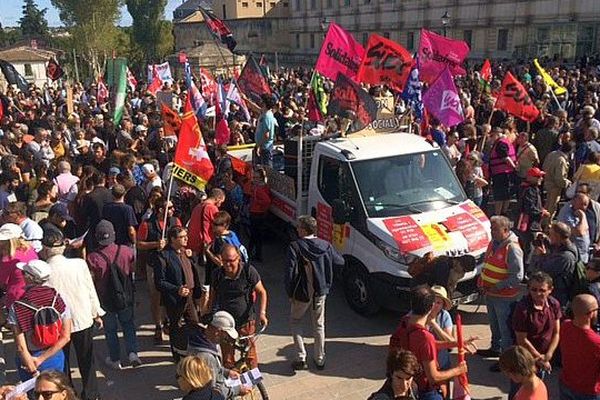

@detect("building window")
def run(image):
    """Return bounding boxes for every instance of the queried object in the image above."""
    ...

[296,33,300,48]
[283,2,288,6]
[295,0,301,10]
[222,4,227,19]
[270,2,276,8]
[383,31,390,39]
[537,27,550,42]
[344,0,350,5]
[310,0,316,8]
[24,64,33,77]
[257,2,263,7]
[242,2,248,7]
[310,33,315,48]
[497,28,509,51]
[407,31,414,50]
[327,0,333,7]
[362,32,368,45]
[463,30,472,48]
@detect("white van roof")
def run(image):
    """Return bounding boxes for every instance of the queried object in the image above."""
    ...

[320,133,436,161]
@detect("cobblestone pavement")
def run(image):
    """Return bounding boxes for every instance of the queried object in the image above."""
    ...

[1,237,559,399]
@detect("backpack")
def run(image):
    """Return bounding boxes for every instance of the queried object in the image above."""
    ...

[97,246,134,312]
[569,260,589,299]
[222,232,249,263]
[14,292,63,348]
[290,241,313,303]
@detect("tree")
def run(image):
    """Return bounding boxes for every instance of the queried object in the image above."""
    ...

[50,0,123,79]
[126,0,172,63]
[19,0,49,37]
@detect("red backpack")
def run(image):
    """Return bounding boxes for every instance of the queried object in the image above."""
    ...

[15,292,63,348]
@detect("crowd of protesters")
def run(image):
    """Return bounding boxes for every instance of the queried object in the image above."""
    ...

[0,56,598,400]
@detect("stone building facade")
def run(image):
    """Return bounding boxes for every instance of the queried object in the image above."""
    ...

[174,0,600,67]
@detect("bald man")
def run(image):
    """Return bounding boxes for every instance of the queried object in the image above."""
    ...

[559,294,600,400]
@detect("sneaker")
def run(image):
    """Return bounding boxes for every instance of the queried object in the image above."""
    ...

[476,348,501,358]
[315,361,325,371]
[128,352,142,367]
[291,360,308,371]
[104,356,122,370]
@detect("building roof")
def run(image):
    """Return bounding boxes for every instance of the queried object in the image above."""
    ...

[176,0,211,12]
[0,46,55,63]
[179,10,204,23]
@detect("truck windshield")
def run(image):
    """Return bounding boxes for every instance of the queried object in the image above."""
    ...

[351,150,467,218]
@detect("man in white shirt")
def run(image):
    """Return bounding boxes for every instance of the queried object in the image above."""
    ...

[41,230,104,400]
[4,202,44,252]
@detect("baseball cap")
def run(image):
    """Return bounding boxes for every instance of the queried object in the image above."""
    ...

[95,220,116,246]
[17,259,52,281]
[210,311,238,339]
[135,125,148,133]
[49,203,73,221]
[0,223,24,241]
[142,163,155,176]
[527,167,546,178]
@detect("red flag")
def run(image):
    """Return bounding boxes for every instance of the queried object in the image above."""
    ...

[214,97,231,145]
[46,58,64,81]
[480,59,492,83]
[238,54,272,106]
[161,103,181,136]
[495,72,540,122]
[357,34,413,91]
[173,97,214,190]
[200,68,218,101]
[307,91,323,122]
[327,73,378,133]
[452,313,472,399]
[147,66,163,96]
[0,100,4,121]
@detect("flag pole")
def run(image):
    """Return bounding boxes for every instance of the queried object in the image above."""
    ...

[161,165,176,240]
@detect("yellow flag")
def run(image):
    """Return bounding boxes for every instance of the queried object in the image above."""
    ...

[533,59,567,96]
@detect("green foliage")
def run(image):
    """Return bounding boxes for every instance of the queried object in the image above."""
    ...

[19,0,49,37]
[125,0,173,63]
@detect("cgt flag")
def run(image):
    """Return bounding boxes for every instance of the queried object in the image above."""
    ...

[327,73,378,133]
[173,96,214,190]
[418,29,470,84]
[496,72,540,122]
[357,34,413,91]
[46,58,64,81]
[422,68,464,127]
[199,6,237,52]
[315,22,365,82]
[238,54,272,106]
[0,60,29,93]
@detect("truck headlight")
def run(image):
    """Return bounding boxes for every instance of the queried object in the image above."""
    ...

[375,239,405,263]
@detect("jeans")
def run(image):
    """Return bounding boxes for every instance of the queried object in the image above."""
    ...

[290,296,326,364]
[560,382,600,400]
[103,307,139,362]
[485,295,517,352]
[419,389,443,400]
[256,145,273,167]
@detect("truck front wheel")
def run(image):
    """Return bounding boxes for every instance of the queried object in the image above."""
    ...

[343,262,380,316]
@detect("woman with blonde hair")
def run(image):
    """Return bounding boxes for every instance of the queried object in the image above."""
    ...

[176,356,225,400]
[0,223,37,309]
[33,370,79,400]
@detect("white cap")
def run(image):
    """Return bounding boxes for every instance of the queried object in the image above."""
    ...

[210,311,238,339]
[17,260,52,281]
[135,125,148,132]
[142,163,155,176]
[0,223,24,241]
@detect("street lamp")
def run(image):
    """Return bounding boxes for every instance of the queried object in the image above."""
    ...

[320,17,331,35]
[441,11,450,37]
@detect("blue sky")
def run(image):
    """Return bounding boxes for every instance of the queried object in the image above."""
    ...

[1,0,182,27]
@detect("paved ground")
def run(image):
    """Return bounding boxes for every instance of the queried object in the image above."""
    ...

[0,236,560,400]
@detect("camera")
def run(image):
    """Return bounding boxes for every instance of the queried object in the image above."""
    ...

[533,233,549,248]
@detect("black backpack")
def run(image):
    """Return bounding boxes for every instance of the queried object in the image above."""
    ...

[290,241,313,303]
[97,246,134,312]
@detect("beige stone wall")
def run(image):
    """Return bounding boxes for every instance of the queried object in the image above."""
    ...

[212,0,290,19]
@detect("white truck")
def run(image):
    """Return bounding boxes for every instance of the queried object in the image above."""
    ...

[230,131,490,315]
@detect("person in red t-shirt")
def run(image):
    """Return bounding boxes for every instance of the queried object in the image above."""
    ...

[559,294,600,399]
[389,287,467,400]
[248,167,271,262]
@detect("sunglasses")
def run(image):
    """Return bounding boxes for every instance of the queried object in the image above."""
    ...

[33,390,62,400]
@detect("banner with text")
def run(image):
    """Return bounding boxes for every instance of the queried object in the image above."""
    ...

[418,29,469,84]
[315,22,365,82]
[357,34,413,91]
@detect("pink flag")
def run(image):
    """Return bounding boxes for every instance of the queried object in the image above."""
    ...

[418,29,470,84]
[422,68,464,127]
[314,22,365,82]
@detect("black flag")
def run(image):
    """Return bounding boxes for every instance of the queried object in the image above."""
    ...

[237,55,272,106]
[198,6,237,52]
[328,73,378,133]
[0,60,29,93]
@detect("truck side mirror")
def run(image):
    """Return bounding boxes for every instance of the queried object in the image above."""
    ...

[331,199,349,224]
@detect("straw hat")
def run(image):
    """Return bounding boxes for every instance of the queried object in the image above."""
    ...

[431,285,453,310]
